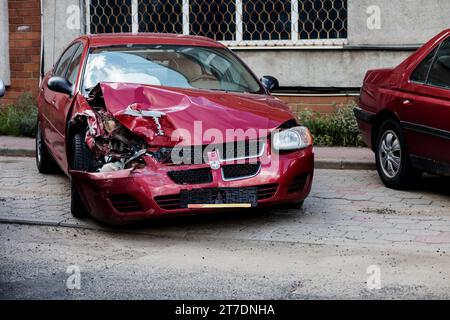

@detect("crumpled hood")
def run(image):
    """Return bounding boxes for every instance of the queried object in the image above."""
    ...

[99,82,294,146]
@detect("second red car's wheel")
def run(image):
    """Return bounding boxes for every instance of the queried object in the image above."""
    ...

[375,119,421,189]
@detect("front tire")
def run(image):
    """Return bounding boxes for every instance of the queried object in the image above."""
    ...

[375,119,421,189]
[36,120,58,174]
[70,132,95,218]
[283,200,305,210]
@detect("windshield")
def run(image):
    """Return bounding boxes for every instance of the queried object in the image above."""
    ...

[82,45,263,94]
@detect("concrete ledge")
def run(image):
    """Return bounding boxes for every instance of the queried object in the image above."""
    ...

[0,148,35,158]
[315,159,376,170]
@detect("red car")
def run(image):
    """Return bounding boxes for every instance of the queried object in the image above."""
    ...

[36,34,314,224]
[355,29,450,189]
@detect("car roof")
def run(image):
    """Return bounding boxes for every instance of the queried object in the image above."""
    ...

[79,33,226,49]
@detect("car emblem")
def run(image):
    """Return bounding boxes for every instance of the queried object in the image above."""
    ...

[208,151,221,170]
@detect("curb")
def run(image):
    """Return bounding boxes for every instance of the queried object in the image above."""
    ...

[0,148,376,170]
[315,159,376,170]
[0,217,101,231]
[0,148,35,158]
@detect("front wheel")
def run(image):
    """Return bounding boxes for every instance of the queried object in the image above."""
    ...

[36,120,58,174]
[70,132,95,218]
[282,200,305,210]
[375,119,421,189]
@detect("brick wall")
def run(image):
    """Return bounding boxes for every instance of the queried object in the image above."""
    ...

[1,0,41,106]
[275,95,358,117]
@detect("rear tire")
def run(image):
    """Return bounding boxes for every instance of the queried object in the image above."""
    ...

[70,132,95,218]
[36,120,58,174]
[375,119,421,189]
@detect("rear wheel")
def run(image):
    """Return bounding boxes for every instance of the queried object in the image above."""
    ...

[375,119,421,189]
[70,132,95,218]
[36,120,58,174]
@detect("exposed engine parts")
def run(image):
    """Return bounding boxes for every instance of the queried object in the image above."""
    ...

[91,110,148,173]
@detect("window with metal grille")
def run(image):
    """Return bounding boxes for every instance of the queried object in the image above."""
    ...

[83,0,347,47]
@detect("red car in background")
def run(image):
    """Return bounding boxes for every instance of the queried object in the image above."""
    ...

[36,34,314,225]
[355,29,450,189]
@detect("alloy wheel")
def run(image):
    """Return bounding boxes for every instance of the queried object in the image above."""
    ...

[379,130,402,179]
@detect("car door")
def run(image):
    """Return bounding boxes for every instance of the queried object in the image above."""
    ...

[42,42,81,165]
[398,37,450,166]
[52,43,85,170]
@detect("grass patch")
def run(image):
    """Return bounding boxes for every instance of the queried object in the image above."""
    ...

[297,103,364,147]
[0,93,37,138]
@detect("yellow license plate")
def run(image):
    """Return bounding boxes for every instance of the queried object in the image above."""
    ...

[188,204,252,209]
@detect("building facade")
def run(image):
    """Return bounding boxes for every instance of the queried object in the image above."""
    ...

[1,0,449,112]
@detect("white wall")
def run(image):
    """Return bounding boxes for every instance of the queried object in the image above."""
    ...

[348,0,450,46]
[237,50,411,88]
[41,0,450,88]
[0,0,10,85]
[42,0,81,73]
[237,0,450,87]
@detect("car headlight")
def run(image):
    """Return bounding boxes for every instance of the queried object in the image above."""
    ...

[272,126,313,151]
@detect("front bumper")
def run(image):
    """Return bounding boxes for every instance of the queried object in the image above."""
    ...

[71,146,314,225]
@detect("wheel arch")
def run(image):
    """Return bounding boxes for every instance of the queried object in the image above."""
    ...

[371,109,401,152]
[66,115,89,169]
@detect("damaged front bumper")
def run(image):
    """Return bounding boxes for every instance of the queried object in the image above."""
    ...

[70,146,314,225]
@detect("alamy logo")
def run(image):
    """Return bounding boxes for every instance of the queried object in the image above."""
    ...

[367,5,382,30]
[66,5,81,30]
[366,265,382,290]
[66,265,81,290]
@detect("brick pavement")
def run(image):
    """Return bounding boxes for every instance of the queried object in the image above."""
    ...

[0,156,449,251]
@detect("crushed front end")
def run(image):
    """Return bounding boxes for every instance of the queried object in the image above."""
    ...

[69,83,314,225]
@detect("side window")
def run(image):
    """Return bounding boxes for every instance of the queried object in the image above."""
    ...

[66,44,84,85]
[427,38,450,89]
[411,48,437,83]
[54,43,80,77]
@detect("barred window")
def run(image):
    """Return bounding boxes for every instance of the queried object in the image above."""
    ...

[84,0,348,47]
[189,0,236,41]
[138,0,183,34]
[90,0,133,33]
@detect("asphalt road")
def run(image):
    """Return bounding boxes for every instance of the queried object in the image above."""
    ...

[1,156,450,299]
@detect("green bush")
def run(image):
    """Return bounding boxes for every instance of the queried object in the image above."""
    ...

[0,93,38,138]
[298,103,364,147]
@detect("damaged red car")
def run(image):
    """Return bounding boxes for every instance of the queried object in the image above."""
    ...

[36,34,314,224]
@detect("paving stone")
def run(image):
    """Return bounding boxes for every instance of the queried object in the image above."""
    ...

[1,157,450,251]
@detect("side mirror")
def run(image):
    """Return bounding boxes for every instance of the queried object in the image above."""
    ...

[0,79,5,97]
[47,76,73,96]
[261,75,280,93]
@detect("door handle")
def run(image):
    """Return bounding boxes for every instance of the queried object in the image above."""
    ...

[403,99,413,106]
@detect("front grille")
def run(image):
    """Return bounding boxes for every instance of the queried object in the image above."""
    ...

[154,194,182,211]
[167,168,212,185]
[288,174,309,194]
[218,140,264,161]
[156,140,265,165]
[257,184,279,200]
[222,163,261,180]
[110,195,144,213]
